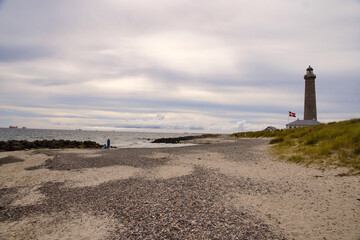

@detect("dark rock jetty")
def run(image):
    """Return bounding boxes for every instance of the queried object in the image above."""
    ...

[0,139,102,151]
[152,134,220,144]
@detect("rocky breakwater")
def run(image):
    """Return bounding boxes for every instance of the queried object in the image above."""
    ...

[152,134,220,144]
[0,139,102,151]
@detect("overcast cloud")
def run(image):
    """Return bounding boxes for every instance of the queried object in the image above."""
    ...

[0,0,359,133]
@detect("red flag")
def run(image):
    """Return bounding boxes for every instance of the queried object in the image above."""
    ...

[289,111,296,117]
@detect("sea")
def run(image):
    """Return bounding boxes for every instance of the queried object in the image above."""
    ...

[0,128,198,148]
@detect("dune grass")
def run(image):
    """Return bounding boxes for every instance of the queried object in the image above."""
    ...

[231,119,360,174]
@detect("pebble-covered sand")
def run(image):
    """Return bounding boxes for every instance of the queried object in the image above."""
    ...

[0,138,359,239]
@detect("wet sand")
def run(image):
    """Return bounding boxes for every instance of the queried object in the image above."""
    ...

[0,138,359,239]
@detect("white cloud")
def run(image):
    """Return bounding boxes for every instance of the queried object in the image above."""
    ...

[136,32,238,76]
[87,75,156,95]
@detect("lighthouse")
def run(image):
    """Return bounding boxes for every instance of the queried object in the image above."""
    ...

[286,66,320,129]
[304,65,317,121]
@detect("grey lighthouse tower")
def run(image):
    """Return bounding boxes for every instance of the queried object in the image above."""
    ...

[286,66,320,129]
[304,65,317,121]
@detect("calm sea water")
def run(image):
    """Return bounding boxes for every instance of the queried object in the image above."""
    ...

[0,128,197,148]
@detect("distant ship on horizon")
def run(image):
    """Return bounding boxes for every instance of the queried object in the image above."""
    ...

[9,126,27,129]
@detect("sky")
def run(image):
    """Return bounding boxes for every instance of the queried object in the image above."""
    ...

[0,0,359,133]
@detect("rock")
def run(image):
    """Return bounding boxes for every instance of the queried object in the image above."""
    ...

[0,139,103,151]
[152,134,220,144]
[152,136,196,144]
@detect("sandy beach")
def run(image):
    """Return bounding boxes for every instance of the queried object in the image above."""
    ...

[0,137,359,239]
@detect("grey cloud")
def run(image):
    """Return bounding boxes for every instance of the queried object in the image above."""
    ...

[0,0,359,131]
[189,126,204,131]
[115,125,161,129]
[0,45,53,62]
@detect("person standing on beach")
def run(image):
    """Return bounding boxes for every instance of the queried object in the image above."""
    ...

[107,139,110,149]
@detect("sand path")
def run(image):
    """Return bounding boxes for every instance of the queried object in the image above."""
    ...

[179,143,360,240]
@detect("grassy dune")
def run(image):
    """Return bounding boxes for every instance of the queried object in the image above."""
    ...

[231,119,360,174]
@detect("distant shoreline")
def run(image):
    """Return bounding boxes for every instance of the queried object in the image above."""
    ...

[0,129,207,149]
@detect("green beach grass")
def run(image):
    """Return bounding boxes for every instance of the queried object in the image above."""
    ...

[231,119,360,174]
